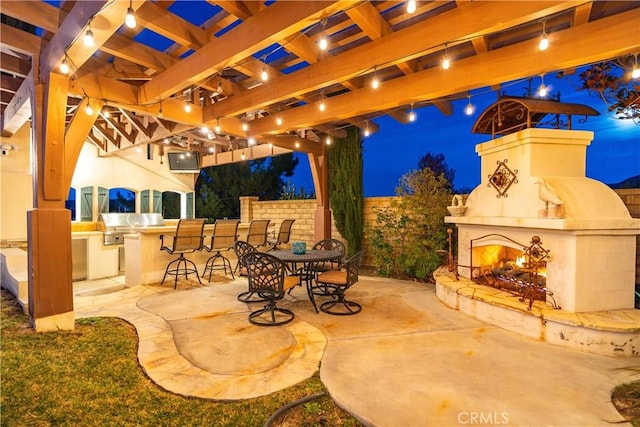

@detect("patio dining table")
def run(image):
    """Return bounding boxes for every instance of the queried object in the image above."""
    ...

[270,248,342,313]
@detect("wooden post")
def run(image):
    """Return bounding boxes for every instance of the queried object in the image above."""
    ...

[308,152,331,242]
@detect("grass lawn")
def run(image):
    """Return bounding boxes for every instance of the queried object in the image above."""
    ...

[0,290,361,426]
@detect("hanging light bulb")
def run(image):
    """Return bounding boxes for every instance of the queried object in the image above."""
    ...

[442,43,450,70]
[85,100,93,115]
[318,19,328,50]
[125,0,136,29]
[538,75,548,97]
[208,146,215,154]
[295,141,300,149]
[465,96,474,116]
[101,105,110,118]
[276,115,283,126]
[632,55,640,79]
[371,67,379,89]
[248,137,256,146]
[407,0,417,14]
[241,152,246,160]
[215,118,221,133]
[409,104,416,122]
[325,136,332,145]
[364,122,370,137]
[539,20,549,51]
[260,57,268,81]
[268,142,273,149]
[59,58,69,74]
[83,25,95,47]
[201,126,208,133]
[184,101,192,113]
[242,120,249,132]
[319,99,326,112]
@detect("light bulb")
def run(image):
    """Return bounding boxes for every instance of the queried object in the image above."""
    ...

[83,28,94,47]
[295,141,300,149]
[261,67,268,81]
[241,152,246,160]
[539,33,549,51]
[442,55,450,70]
[319,100,326,112]
[85,102,93,115]
[409,110,416,122]
[201,126,208,133]
[319,37,328,50]
[60,59,69,74]
[184,102,192,113]
[102,106,110,118]
[465,102,474,116]
[268,142,273,149]
[276,115,283,126]
[125,7,136,29]
[242,122,248,132]
[407,0,417,14]
[325,136,331,145]
[163,138,170,144]
[364,128,370,137]
[632,67,640,79]
[215,120,221,133]
[248,137,256,146]
[371,76,379,89]
[208,146,215,153]
[538,83,547,97]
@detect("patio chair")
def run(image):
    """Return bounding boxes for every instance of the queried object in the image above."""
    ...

[202,219,239,281]
[234,240,267,303]
[267,219,295,251]
[314,250,365,315]
[309,238,346,273]
[246,219,271,249]
[159,218,206,288]
[243,252,299,326]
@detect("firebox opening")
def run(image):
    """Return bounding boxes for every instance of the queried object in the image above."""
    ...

[468,234,555,310]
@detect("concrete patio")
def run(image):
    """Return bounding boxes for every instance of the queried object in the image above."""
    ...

[73,273,637,426]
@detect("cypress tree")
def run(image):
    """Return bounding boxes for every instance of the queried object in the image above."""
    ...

[328,126,364,256]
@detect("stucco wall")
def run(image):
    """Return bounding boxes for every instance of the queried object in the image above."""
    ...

[615,189,640,284]
[0,125,32,242]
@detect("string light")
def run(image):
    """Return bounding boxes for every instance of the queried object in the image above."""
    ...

[325,136,332,145]
[241,151,246,160]
[406,0,417,14]
[465,96,474,116]
[101,105,110,118]
[295,141,300,149]
[276,115,283,126]
[371,67,379,89]
[260,57,268,81]
[632,55,640,79]
[268,142,273,149]
[538,74,548,97]
[85,100,93,115]
[125,0,136,28]
[539,20,549,51]
[248,137,256,146]
[208,146,215,154]
[215,118,221,133]
[442,43,450,70]
[318,19,328,50]
[83,23,95,47]
[59,58,69,74]
[408,104,416,122]
[184,101,192,113]
[201,126,208,133]
[319,98,326,112]
[364,122,370,137]
[242,118,249,132]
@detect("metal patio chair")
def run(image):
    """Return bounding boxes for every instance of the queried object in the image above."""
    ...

[202,219,239,280]
[246,219,271,249]
[313,250,365,315]
[159,218,206,288]
[267,219,295,251]
[243,252,300,326]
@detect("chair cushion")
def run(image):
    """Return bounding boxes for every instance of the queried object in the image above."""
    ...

[317,270,347,285]
[283,275,301,291]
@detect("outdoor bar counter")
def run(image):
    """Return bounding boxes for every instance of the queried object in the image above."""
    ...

[124,222,252,286]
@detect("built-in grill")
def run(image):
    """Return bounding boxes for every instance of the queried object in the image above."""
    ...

[98,213,165,246]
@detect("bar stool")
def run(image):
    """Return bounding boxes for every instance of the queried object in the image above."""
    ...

[202,219,239,281]
[159,218,206,288]
[267,219,295,251]
[246,219,270,249]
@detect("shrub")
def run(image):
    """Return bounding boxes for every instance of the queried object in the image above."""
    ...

[367,168,451,281]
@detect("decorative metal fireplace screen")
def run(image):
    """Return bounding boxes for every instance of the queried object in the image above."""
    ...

[463,233,560,310]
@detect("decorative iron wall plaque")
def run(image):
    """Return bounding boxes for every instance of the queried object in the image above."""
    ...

[487,159,518,198]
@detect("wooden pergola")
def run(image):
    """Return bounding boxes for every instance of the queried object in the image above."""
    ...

[1,0,638,329]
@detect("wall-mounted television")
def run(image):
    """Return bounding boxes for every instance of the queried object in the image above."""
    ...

[167,152,200,173]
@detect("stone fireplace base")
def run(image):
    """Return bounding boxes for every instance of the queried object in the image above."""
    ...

[435,269,640,357]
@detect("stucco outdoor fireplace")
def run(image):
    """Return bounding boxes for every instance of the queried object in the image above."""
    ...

[446,125,638,313]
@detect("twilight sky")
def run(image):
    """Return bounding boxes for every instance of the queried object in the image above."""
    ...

[289,70,640,197]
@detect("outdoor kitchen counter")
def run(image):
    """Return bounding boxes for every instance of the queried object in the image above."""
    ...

[124,223,252,286]
[71,231,120,280]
